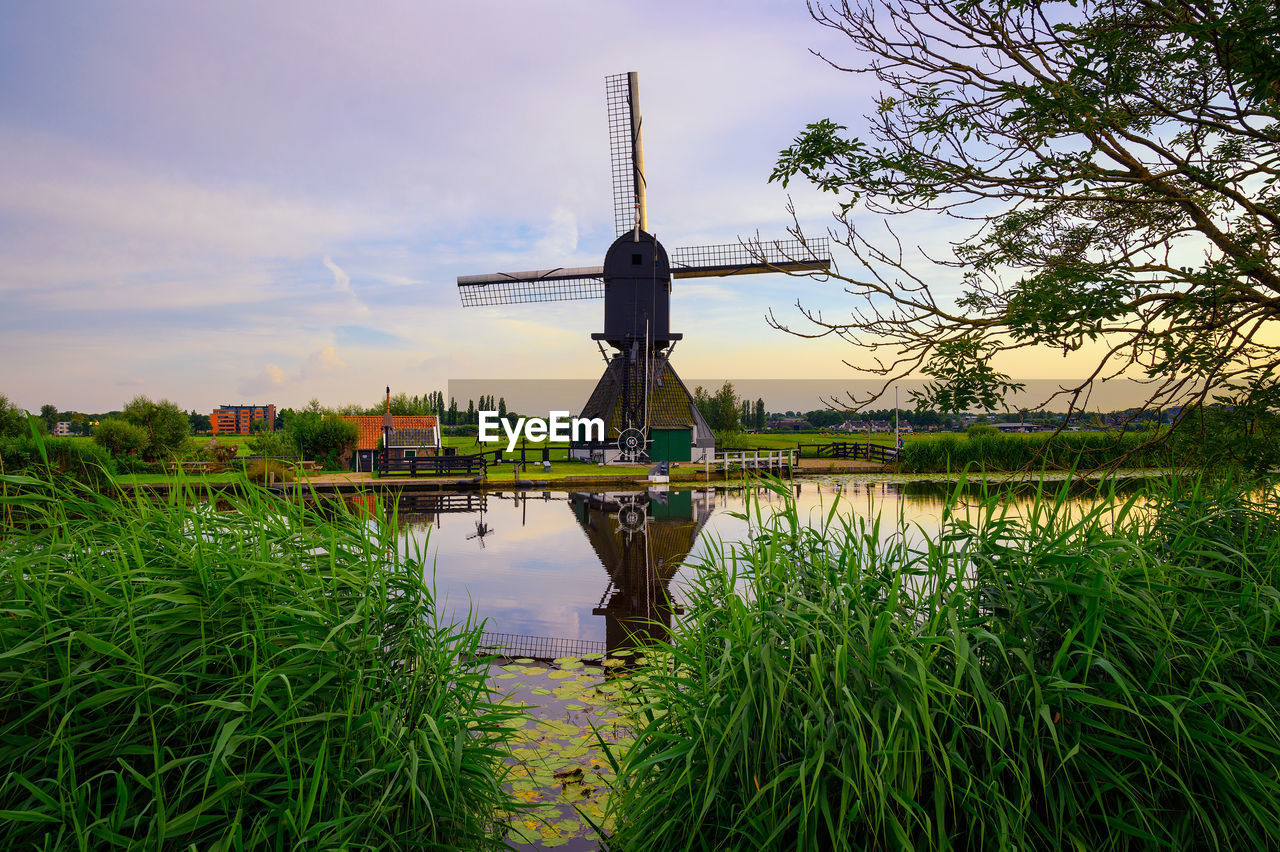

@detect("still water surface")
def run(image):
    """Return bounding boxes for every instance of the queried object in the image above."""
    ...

[385,475,1143,653]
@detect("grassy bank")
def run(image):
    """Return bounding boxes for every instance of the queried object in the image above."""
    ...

[0,475,521,849]
[608,477,1280,849]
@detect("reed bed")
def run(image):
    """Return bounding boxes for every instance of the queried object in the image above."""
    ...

[608,478,1280,850]
[0,474,519,850]
[894,431,1173,472]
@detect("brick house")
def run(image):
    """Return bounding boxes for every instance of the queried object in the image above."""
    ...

[343,389,441,471]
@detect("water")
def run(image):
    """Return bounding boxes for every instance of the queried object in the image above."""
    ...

[383,475,1149,654]
[375,474,1157,850]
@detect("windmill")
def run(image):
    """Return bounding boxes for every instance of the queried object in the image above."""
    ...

[457,72,830,463]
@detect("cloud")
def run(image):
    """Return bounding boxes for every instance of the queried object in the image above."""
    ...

[324,256,352,293]
[236,363,290,395]
[319,257,372,318]
[534,206,579,259]
[236,347,344,395]
[335,325,406,348]
[0,130,375,268]
[675,282,735,301]
[301,346,346,378]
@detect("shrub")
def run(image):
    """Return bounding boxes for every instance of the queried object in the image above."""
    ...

[0,436,115,487]
[610,479,1280,850]
[0,477,520,849]
[246,429,294,458]
[284,411,357,466]
[196,439,239,468]
[244,458,296,484]
[93,417,147,457]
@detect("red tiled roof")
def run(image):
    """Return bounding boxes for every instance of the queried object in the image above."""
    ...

[344,415,439,450]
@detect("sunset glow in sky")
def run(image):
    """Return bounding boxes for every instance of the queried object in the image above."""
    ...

[0,1,1131,413]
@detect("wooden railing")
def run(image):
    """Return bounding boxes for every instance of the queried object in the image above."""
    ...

[379,454,487,476]
[701,448,795,475]
[796,442,899,463]
[471,441,620,468]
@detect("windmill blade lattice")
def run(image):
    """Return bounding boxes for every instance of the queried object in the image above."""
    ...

[457,267,605,306]
[670,237,831,279]
[606,72,644,236]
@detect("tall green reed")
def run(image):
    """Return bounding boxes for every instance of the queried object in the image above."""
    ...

[895,431,1173,473]
[607,477,1280,850]
[0,473,520,850]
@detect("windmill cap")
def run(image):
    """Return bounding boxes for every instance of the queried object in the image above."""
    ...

[603,229,668,279]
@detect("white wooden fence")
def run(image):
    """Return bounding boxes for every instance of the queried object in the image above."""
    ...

[698,448,795,477]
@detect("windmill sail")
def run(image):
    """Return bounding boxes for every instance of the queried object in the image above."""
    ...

[671,237,832,279]
[456,267,604,306]
[455,236,832,306]
[607,72,646,236]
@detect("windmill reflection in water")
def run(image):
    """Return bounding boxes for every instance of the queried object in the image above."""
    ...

[375,489,713,662]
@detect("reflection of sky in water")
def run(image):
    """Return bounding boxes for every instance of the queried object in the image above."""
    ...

[398,477,1149,643]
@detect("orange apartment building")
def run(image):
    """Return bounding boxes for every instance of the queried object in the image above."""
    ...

[210,404,276,435]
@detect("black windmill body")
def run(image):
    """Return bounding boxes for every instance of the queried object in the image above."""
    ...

[457,72,830,463]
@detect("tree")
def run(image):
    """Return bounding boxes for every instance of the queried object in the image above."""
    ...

[188,410,211,433]
[770,0,1279,427]
[120,396,189,460]
[283,409,357,468]
[806,409,846,429]
[0,394,29,439]
[39,404,58,432]
[704,382,743,432]
[93,418,148,457]
[755,398,766,430]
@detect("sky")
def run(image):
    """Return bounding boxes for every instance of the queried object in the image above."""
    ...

[0,0,1122,414]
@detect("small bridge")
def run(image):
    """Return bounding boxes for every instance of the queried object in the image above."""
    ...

[797,442,899,464]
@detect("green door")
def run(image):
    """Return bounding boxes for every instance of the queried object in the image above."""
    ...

[651,428,692,463]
